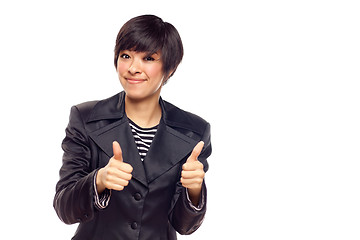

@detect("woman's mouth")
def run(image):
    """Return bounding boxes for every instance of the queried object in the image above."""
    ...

[126,78,146,84]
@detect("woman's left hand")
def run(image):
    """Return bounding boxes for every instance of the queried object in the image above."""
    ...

[181,141,205,206]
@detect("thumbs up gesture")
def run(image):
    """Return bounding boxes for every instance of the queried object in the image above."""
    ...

[181,141,205,205]
[96,141,133,194]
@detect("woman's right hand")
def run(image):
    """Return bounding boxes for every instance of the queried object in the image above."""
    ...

[96,141,133,194]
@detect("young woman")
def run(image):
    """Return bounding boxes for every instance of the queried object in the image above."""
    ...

[54,15,212,240]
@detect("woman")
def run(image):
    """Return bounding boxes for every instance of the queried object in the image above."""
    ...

[54,14,212,240]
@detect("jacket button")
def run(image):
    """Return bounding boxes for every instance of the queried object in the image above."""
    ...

[131,222,138,229]
[134,193,142,201]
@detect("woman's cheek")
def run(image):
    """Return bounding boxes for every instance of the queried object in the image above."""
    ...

[117,62,129,75]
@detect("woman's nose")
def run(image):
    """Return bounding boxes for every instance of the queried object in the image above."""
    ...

[128,60,141,74]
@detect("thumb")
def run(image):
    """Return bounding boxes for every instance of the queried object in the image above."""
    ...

[112,141,123,161]
[187,141,204,162]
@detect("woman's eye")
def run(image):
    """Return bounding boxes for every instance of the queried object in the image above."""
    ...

[120,54,130,59]
[144,56,155,61]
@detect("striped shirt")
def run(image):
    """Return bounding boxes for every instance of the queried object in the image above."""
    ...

[128,119,158,161]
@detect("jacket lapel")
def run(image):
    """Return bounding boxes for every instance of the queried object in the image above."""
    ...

[143,121,198,183]
[86,91,199,186]
[89,118,148,187]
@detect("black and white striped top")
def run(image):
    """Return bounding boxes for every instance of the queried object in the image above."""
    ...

[129,119,158,161]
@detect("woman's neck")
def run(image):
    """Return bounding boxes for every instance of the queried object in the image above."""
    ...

[124,95,162,128]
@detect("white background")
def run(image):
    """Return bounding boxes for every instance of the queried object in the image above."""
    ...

[1,0,359,239]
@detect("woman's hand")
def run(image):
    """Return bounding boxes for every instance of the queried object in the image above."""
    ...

[181,141,205,206]
[96,141,133,194]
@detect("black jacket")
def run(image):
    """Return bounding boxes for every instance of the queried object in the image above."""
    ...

[53,92,212,240]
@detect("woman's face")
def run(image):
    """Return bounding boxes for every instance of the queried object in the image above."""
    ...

[117,50,165,101]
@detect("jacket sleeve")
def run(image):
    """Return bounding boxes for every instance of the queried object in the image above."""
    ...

[53,105,97,224]
[169,123,212,235]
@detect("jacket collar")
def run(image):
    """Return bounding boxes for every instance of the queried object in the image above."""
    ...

[88,92,198,187]
[86,92,171,127]
[87,92,126,123]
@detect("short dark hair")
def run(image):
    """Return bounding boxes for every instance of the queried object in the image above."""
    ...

[114,15,183,84]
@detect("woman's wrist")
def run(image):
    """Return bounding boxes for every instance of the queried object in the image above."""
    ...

[187,187,202,207]
[96,168,106,194]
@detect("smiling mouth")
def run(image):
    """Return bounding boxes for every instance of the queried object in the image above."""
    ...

[126,78,146,84]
